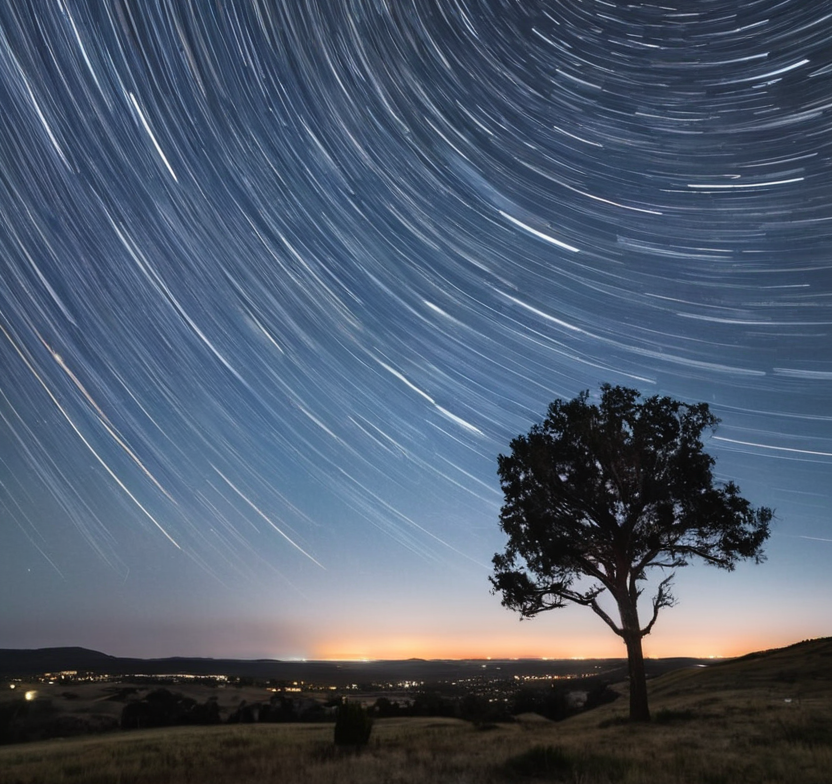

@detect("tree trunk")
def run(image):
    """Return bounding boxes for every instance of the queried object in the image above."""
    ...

[623,629,650,722]
[617,597,650,722]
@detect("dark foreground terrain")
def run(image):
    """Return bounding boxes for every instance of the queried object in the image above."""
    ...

[1,637,830,783]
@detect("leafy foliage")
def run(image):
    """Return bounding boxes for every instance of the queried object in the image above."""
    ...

[492,385,771,624]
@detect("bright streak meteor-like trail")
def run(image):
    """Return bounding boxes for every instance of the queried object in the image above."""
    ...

[1,1,830,660]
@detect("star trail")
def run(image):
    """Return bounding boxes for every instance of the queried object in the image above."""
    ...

[1,1,830,660]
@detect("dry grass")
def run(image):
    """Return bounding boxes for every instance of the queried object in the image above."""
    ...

[2,704,829,784]
[2,639,831,783]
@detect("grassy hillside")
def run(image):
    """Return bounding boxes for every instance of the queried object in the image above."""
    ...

[1,638,830,784]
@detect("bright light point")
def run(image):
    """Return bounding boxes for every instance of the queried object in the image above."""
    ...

[25,691,37,701]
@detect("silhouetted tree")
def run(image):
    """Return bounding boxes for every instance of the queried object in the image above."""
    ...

[120,689,215,729]
[411,689,455,718]
[188,696,220,725]
[491,385,772,722]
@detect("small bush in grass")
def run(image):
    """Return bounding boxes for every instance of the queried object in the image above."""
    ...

[780,714,832,747]
[581,751,631,782]
[654,708,696,724]
[598,715,630,729]
[502,744,630,782]
[333,701,373,748]
[502,745,573,779]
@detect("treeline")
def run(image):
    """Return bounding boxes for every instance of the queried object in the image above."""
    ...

[0,680,618,744]
[383,680,619,725]
[120,688,221,729]
[0,696,118,745]
[118,680,618,732]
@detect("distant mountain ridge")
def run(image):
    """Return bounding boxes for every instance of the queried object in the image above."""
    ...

[0,647,294,679]
[0,646,710,685]
[0,647,118,675]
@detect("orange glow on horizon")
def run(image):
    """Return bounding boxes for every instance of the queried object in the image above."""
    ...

[309,631,789,661]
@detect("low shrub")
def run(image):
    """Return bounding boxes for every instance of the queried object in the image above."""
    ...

[501,744,630,782]
[654,708,696,724]
[502,744,573,779]
[333,701,373,747]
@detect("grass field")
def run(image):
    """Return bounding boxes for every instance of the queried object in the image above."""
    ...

[2,638,830,783]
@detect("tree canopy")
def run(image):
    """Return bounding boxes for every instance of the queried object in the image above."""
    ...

[491,384,772,721]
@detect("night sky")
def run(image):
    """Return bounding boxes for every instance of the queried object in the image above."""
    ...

[2,1,830,662]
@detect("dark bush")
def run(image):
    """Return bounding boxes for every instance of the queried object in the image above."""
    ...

[121,689,218,729]
[411,689,455,717]
[654,708,696,724]
[188,696,220,725]
[0,699,29,745]
[780,714,832,747]
[598,715,630,729]
[502,745,573,779]
[333,701,373,747]
[502,745,630,782]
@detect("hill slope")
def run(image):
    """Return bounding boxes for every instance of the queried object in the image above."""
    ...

[646,636,832,704]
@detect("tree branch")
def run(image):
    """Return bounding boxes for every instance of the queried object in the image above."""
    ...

[590,598,623,637]
[641,574,676,636]
[559,583,623,637]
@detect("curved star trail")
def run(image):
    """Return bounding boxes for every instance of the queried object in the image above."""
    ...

[1,1,830,659]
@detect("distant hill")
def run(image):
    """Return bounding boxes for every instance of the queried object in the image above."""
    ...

[20,640,827,687]
[0,646,707,684]
[0,647,118,675]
